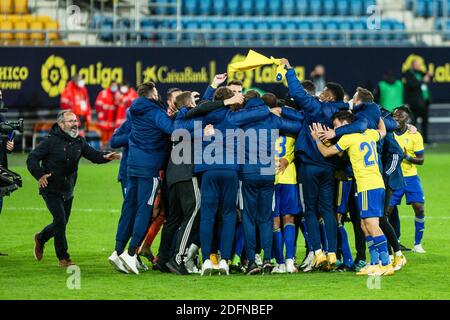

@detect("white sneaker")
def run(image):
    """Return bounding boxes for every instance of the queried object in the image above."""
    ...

[201,259,214,276]
[286,258,298,273]
[255,254,263,267]
[413,244,426,253]
[300,251,314,269]
[271,263,286,274]
[218,259,229,275]
[108,251,129,274]
[119,251,139,275]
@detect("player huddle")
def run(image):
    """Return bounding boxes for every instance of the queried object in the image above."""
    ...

[107,58,426,277]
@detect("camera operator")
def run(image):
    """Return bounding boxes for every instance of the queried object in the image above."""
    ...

[0,90,14,215]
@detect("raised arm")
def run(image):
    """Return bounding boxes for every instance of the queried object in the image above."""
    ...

[285,68,322,117]
[202,73,228,101]
[185,101,225,119]
[110,120,131,149]
[281,106,305,121]
[154,108,175,135]
[377,118,387,139]
[310,123,341,157]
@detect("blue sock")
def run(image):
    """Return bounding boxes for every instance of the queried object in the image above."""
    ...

[300,217,313,252]
[319,218,329,253]
[284,223,296,260]
[273,228,284,264]
[338,223,354,267]
[235,223,244,257]
[373,235,390,266]
[415,213,425,245]
[366,236,379,265]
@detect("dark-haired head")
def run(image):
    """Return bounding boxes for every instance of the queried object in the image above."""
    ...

[261,93,278,109]
[353,87,374,106]
[138,82,158,100]
[319,82,345,102]
[393,105,411,130]
[302,80,316,96]
[332,110,355,129]
[228,80,243,95]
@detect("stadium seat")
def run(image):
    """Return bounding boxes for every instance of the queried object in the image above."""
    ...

[14,20,29,40]
[199,0,211,15]
[0,21,14,40]
[415,0,432,17]
[159,19,176,40]
[255,0,267,16]
[323,0,336,16]
[351,19,365,40]
[405,0,414,10]
[282,0,296,16]
[380,20,393,40]
[0,0,13,14]
[284,20,298,40]
[183,19,199,40]
[140,18,156,40]
[228,20,241,40]
[255,20,270,40]
[437,0,450,17]
[21,14,34,24]
[311,20,324,40]
[45,20,59,40]
[29,20,44,41]
[337,19,352,41]
[268,0,282,16]
[214,19,228,40]
[270,19,284,41]
[99,19,113,41]
[310,1,323,16]
[297,0,309,15]
[392,20,406,41]
[183,0,197,15]
[296,20,310,41]
[242,0,253,16]
[200,19,214,40]
[37,15,52,23]
[212,0,225,15]
[364,0,376,9]
[14,0,28,14]
[336,0,349,15]
[324,19,339,40]
[242,20,255,40]
[227,0,239,15]
[349,0,364,16]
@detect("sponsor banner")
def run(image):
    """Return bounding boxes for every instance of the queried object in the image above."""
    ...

[0,47,449,108]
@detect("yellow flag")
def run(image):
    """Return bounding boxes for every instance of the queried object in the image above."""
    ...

[229,50,287,82]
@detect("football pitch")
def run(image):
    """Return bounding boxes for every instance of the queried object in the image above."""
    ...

[1,146,449,300]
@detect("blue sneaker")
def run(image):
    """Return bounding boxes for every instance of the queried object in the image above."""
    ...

[354,260,367,272]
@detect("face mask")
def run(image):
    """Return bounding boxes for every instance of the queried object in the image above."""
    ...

[77,80,85,88]
[120,86,128,94]
[110,86,118,93]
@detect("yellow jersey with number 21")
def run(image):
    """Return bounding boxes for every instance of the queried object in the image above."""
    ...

[335,129,385,193]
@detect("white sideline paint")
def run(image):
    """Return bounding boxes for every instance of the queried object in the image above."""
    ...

[4,207,450,220]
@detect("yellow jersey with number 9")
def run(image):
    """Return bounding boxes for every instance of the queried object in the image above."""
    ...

[393,130,424,177]
[275,135,297,185]
[335,129,385,193]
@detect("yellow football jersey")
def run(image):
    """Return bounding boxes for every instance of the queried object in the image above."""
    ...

[335,129,385,193]
[275,135,297,185]
[394,130,424,177]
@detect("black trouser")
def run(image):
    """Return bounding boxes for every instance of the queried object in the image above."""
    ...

[157,178,200,264]
[37,194,73,260]
[348,185,366,262]
[411,103,429,143]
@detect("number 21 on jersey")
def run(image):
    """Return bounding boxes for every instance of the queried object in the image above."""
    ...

[360,141,378,167]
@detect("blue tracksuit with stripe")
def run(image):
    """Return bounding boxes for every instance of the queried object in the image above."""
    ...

[285,69,367,253]
[115,97,174,254]
[238,97,302,263]
[194,105,272,261]
[110,118,131,198]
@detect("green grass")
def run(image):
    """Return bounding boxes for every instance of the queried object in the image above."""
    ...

[1,145,450,300]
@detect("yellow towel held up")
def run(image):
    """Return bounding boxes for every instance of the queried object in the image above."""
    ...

[229,50,287,82]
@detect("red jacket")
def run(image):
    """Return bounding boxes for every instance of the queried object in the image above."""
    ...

[94,88,117,130]
[115,88,138,128]
[60,81,91,122]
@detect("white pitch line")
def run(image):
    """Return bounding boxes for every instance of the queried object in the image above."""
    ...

[3,207,450,220]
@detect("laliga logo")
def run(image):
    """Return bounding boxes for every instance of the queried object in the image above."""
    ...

[402,54,450,83]
[41,55,69,98]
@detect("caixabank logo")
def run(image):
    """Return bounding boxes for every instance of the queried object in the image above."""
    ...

[41,55,69,98]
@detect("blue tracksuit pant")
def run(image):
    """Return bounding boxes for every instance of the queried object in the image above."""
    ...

[241,173,275,263]
[115,176,159,254]
[200,169,239,261]
[299,163,337,253]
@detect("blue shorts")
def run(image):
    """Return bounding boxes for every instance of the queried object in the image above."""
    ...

[336,180,353,214]
[273,184,301,217]
[390,175,425,206]
[357,188,385,219]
